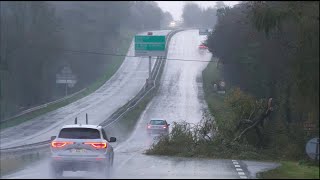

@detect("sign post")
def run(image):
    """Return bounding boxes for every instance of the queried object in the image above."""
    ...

[149,56,151,81]
[148,32,152,81]
[56,66,77,96]
[134,32,166,86]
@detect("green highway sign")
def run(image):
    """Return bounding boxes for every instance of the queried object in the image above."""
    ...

[135,36,165,43]
[134,35,166,57]
[135,43,165,51]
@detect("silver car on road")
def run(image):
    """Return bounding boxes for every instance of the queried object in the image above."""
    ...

[146,119,170,136]
[50,124,116,178]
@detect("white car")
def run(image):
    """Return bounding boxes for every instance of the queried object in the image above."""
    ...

[50,122,116,178]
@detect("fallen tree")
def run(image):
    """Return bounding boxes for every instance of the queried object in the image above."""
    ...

[234,98,274,144]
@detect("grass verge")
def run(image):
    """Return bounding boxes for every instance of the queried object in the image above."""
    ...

[0,31,135,131]
[257,161,320,179]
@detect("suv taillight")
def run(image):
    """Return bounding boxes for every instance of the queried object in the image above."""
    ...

[84,142,107,149]
[51,141,74,148]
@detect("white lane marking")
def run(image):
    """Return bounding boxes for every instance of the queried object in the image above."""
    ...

[232,160,248,179]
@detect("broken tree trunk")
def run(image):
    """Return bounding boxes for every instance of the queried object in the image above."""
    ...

[234,98,273,142]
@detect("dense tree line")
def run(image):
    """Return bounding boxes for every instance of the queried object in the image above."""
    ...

[206,1,319,158]
[0,1,172,119]
[182,2,225,28]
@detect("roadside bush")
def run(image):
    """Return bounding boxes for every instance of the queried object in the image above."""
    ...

[146,121,195,156]
[146,115,266,159]
[146,88,271,160]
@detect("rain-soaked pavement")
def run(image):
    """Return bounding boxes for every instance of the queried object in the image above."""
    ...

[2,30,279,179]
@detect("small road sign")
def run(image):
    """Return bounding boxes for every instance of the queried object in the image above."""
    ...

[305,138,319,161]
[56,66,77,96]
[199,28,209,35]
[304,122,316,131]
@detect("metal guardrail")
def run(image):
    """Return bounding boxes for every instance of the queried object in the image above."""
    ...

[0,29,184,157]
[0,140,51,152]
[1,88,87,123]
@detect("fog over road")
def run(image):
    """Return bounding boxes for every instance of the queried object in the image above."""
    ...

[3,30,279,179]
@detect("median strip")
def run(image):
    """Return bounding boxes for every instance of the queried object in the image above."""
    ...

[101,29,185,142]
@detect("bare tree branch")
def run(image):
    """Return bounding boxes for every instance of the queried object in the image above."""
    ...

[234,98,273,142]
[248,101,256,120]
[240,119,254,124]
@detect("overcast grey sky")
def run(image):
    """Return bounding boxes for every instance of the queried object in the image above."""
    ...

[155,1,239,21]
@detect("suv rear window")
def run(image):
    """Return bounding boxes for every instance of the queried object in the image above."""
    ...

[150,120,166,125]
[58,128,101,139]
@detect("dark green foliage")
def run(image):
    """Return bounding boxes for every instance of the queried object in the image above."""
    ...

[182,2,219,28]
[205,1,319,160]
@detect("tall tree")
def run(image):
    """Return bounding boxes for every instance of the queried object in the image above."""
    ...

[161,11,174,29]
[182,2,203,27]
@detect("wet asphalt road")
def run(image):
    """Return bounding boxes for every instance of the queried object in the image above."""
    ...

[2,30,279,179]
[109,29,239,179]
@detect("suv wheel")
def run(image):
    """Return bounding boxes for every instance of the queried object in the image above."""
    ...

[111,154,114,167]
[103,163,112,179]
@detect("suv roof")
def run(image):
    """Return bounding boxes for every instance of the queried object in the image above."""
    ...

[150,118,165,121]
[61,124,102,130]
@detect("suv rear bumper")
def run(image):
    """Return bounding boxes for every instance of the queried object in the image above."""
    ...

[50,157,108,171]
[147,129,168,134]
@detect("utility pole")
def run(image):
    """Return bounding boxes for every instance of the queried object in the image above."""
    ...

[65,79,68,97]
[149,56,151,80]
[0,1,8,121]
[147,32,153,87]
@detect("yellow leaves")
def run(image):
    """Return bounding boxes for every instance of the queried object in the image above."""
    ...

[224,87,267,121]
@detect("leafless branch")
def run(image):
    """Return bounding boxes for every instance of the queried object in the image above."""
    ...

[234,98,273,142]
[248,102,256,120]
